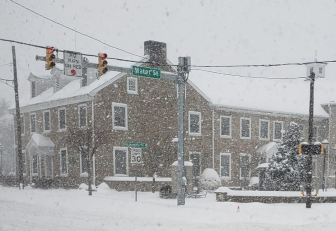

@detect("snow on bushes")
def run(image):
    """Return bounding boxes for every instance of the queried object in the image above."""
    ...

[199,168,221,191]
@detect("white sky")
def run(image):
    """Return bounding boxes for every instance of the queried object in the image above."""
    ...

[1,0,336,112]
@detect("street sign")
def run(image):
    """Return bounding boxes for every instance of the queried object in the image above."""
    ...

[131,148,142,164]
[64,51,83,77]
[299,143,323,155]
[124,142,148,148]
[132,66,161,79]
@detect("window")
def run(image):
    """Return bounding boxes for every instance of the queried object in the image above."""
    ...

[240,118,251,139]
[20,115,25,135]
[32,155,38,176]
[79,105,87,128]
[240,154,250,179]
[58,108,66,131]
[45,156,53,179]
[299,125,304,139]
[81,75,87,87]
[220,116,231,138]
[312,159,317,177]
[127,77,138,94]
[273,121,283,141]
[220,153,231,179]
[43,110,51,132]
[22,150,26,175]
[60,148,68,176]
[259,119,269,140]
[112,103,128,130]
[113,147,128,176]
[31,81,36,98]
[190,152,201,179]
[30,113,36,133]
[319,67,323,74]
[189,111,201,136]
[313,126,318,142]
[80,150,88,176]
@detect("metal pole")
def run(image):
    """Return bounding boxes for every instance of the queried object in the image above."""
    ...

[306,72,315,208]
[177,74,185,206]
[135,167,137,202]
[12,46,24,190]
[322,150,326,191]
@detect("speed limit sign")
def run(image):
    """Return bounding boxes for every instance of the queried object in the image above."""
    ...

[131,148,142,164]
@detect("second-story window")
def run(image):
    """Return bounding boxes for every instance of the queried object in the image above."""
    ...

[79,105,87,128]
[189,111,201,136]
[112,103,128,130]
[30,113,36,133]
[127,77,138,94]
[240,118,251,139]
[43,110,51,132]
[220,116,231,138]
[259,119,269,140]
[273,121,283,141]
[58,108,66,131]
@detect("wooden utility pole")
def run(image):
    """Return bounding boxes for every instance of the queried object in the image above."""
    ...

[12,46,24,189]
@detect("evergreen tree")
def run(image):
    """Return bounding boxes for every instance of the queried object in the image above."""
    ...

[265,122,303,191]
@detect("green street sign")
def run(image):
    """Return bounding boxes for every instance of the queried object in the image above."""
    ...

[132,66,161,79]
[124,142,148,148]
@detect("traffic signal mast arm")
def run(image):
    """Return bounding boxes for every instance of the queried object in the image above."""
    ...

[35,55,177,80]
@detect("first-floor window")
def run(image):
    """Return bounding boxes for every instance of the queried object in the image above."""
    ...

[22,150,26,174]
[80,150,88,175]
[190,152,201,179]
[79,105,87,128]
[114,147,128,175]
[30,113,36,133]
[60,149,68,176]
[45,156,53,179]
[220,153,231,179]
[240,154,250,179]
[32,155,38,175]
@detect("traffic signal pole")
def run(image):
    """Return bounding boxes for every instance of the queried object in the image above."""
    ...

[306,71,315,208]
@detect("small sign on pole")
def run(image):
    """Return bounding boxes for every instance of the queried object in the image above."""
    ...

[131,148,142,164]
[64,50,83,77]
[132,66,161,79]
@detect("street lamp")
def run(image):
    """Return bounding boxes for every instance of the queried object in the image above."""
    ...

[0,143,4,176]
[322,139,329,191]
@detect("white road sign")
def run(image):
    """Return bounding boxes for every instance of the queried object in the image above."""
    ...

[64,51,83,77]
[131,148,142,164]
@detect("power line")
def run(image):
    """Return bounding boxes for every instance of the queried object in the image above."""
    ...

[0,63,13,68]
[191,69,306,80]
[191,61,332,68]
[0,78,14,82]
[0,79,14,88]
[9,0,145,59]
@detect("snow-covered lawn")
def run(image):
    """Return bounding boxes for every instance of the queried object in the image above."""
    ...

[1,184,336,231]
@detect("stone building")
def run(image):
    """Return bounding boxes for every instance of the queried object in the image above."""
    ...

[9,40,336,191]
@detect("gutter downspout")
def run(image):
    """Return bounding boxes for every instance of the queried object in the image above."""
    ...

[212,109,215,169]
[92,97,96,186]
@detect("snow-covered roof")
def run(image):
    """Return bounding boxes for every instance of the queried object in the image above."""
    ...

[172,161,193,167]
[188,73,335,117]
[27,133,55,148]
[257,163,270,169]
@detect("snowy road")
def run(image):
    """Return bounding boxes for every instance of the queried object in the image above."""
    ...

[1,185,336,231]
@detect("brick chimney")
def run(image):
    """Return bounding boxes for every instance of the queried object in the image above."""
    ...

[144,40,167,66]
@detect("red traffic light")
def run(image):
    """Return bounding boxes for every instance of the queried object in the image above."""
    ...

[99,53,107,59]
[47,47,55,54]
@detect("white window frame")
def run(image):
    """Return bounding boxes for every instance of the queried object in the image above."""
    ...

[259,119,270,141]
[20,114,25,136]
[240,118,251,139]
[80,149,88,177]
[220,153,231,180]
[188,111,201,136]
[273,121,283,141]
[58,107,66,131]
[127,77,138,94]
[44,155,53,179]
[31,155,39,176]
[22,150,27,175]
[78,104,87,128]
[220,116,231,138]
[239,153,251,180]
[29,113,36,134]
[43,110,51,133]
[112,103,128,131]
[60,148,68,177]
[113,147,129,176]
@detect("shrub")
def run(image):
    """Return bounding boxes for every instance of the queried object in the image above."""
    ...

[199,168,221,192]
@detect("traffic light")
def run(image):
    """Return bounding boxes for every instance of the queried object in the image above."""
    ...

[46,46,56,70]
[98,53,108,76]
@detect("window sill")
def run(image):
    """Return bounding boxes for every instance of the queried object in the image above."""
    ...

[80,173,88,177]
[189,133,201,136]
[113,127,128,131]
[259,138,270,141]
[127,91,138,95]
[58,129,67,132]
[61,174,68,177]
[220,135,231,139]
[221,177,231,181]
[240,137,251,140]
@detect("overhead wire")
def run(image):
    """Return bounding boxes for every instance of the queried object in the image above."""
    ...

[9,0,146,59]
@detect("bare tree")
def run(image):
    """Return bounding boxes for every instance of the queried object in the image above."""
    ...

[62,112,109,196]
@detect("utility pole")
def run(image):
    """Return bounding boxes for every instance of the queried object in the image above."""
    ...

[12,46,24,190]
[306,71,315,208]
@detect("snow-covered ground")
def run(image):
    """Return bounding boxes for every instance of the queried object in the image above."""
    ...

[1,184,336,231]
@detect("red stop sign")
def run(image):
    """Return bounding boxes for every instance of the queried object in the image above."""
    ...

[71,69,76,76]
